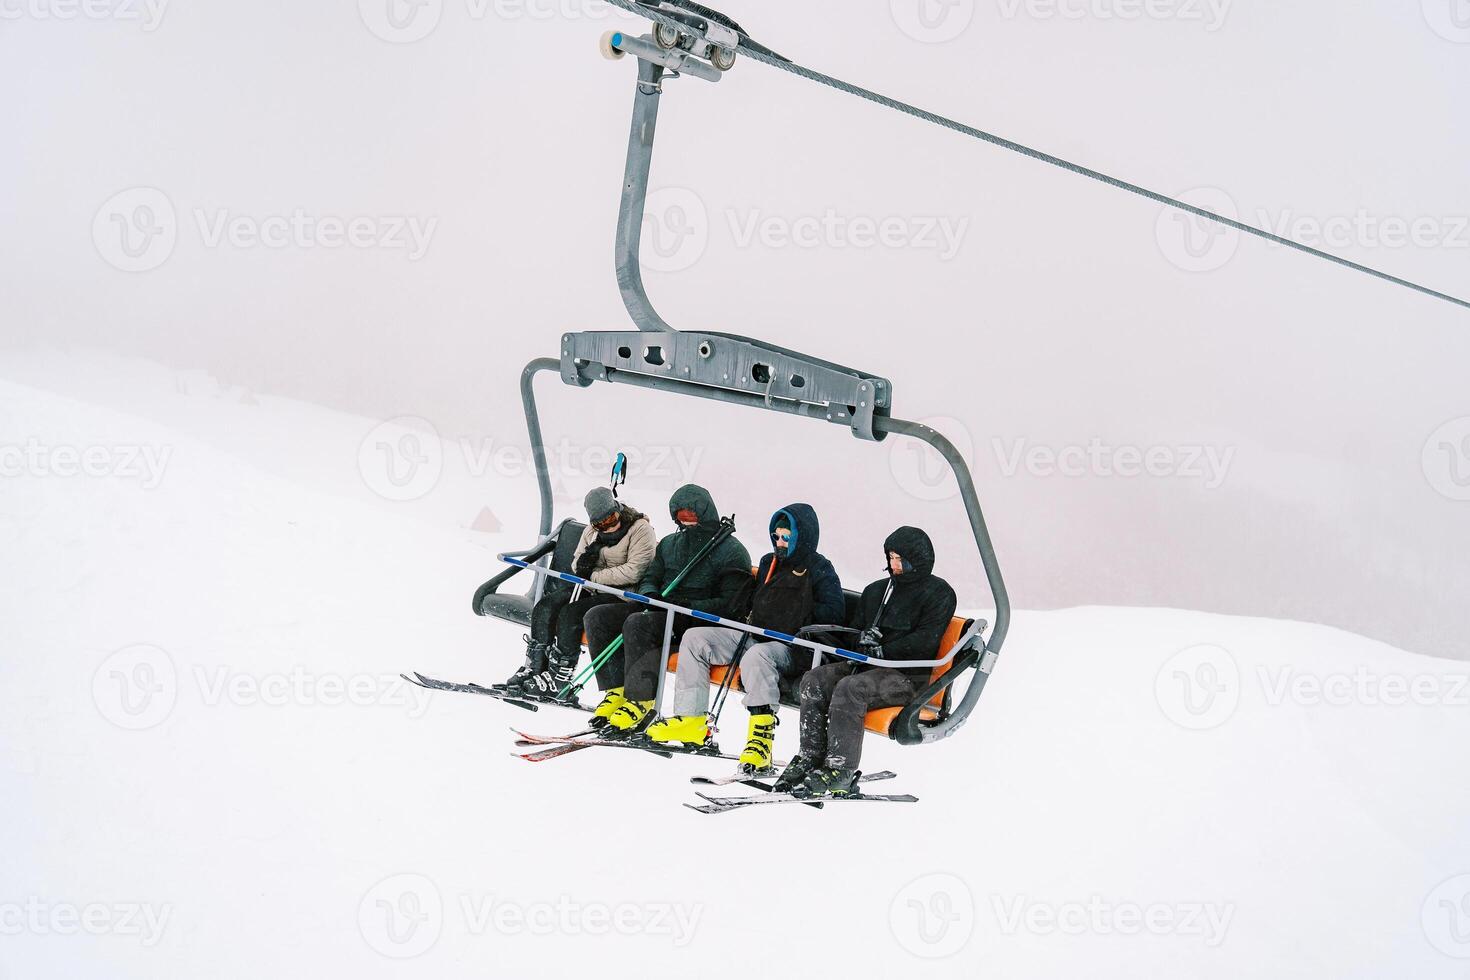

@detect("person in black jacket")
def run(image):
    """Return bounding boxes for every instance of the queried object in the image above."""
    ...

[775,526,958,798]
[644,503,845,771]
[584,484,751,732]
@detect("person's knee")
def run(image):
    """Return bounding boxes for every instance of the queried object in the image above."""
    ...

[830,675,871,712]
[799,670,828,702]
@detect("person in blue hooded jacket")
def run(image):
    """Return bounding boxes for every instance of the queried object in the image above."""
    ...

[644,503,844,772]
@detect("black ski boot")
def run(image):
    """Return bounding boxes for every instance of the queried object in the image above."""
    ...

[504,635,547,691]
[795,766,860,799]
[526,643,578,702]
[772,754,816,794]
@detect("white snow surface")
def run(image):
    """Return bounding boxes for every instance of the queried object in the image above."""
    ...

[3,359,1470,979]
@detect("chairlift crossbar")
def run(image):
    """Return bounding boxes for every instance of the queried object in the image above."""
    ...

[499,554,987,670]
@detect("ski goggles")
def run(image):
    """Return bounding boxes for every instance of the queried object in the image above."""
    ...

[592,511,622,532]
[674,508,701,525]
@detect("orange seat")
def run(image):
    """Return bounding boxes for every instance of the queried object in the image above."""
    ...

[659,614,972,739]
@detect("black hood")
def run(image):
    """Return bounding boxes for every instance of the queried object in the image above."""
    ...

[668,484,721,529]
[883,526,936,582]
[768,503,820,565]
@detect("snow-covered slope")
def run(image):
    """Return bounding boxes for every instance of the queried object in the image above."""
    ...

[3,365,1469,980]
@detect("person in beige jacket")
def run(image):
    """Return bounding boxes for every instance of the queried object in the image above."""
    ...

[504,487,657,698]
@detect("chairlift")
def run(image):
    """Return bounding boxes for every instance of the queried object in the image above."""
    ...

[473,2,1011,745]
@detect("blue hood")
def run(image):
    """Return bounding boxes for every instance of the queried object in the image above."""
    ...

[769,503,820,566]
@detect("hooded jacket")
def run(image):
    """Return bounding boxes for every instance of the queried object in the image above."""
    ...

[636,484,752,616]
[731,503,845,669]
[848,526,958,685]
[570,506,657,589]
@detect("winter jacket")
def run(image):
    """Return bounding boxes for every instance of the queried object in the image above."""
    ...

[570,507,657,589]
[848,526,958,686]
[733,503,845,672]
[636,484,752,616]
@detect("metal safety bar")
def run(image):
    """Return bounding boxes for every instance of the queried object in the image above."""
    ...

[498,554,987,670]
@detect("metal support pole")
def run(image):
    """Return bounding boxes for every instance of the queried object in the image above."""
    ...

[653,609,676,717]
[614,57,675,333]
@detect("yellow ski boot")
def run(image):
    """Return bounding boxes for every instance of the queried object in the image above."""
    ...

[606,698,656,734]
[738,712,778,773]
[588,687,626,730]
[645,714,710,746]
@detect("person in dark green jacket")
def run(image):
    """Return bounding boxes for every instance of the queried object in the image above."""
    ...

[584,484,751,731]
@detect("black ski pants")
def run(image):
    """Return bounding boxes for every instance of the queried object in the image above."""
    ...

[583,602,692,696]
[529,589,623,665]
[798,661,919,770]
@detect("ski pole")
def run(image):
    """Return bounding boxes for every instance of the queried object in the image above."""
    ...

[561,516,738,697]
[707,633,753,730]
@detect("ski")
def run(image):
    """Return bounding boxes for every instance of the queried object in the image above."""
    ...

[685,789,919,814]
[690,768,897,788]
[512,726,598,745]
[511,728,764,765]
[402,673,538,711]
[404,672,599,713]
[509,731,677,761]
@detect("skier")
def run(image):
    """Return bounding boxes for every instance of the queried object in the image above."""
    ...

[504,487,657,696]
[584,484,751,731]
[644,504,844,771]
[774,526,957,797]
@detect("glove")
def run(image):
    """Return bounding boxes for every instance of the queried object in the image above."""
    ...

[857,627,884,656]
[574,551,597,578]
